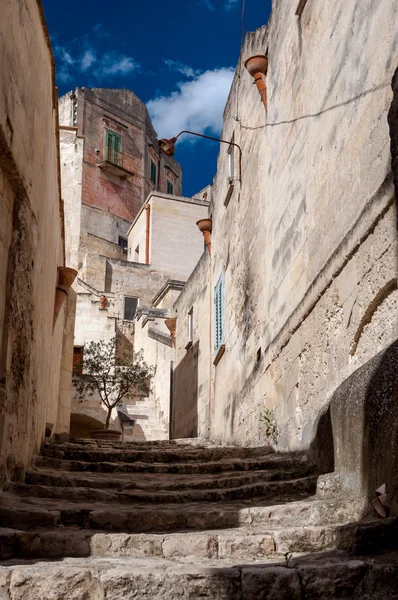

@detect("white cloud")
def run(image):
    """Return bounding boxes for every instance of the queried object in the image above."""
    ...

[53,25,139,84]
[147,67,234,139]
[58,68,73,84]
[224,0,240,9]
[81,49,96,72]
[93,23,110,39]
[163,59,200,79]
[54,46,74,66]
[97,54,138,76]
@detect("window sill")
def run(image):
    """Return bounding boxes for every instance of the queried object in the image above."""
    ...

[213,344,225,366]
[185,340,193,351]
[224,184,234,207]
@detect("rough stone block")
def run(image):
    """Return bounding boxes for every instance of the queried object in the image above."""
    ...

[241,566,302,600]
[218,533,275,559]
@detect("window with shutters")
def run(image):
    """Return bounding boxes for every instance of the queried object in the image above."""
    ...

[214,272,225,355]
[150,160,157,185]
[166,179,174,195]
[118,236,128,250]
[124,296,139,321]
[73,346,84,375]
[104,130,122,166]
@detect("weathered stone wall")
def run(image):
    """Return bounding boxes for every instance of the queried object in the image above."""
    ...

[174,253,211,438]
[128,193,209,277]
[0,0,72,480]
[173,0,398,454]
[59,90,185,410]
[134,315,173,436]
[59,127,84,271]
[59,88,183,223]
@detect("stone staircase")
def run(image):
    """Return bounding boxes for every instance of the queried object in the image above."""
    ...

[0,439,397,599]
[125,397,168,441]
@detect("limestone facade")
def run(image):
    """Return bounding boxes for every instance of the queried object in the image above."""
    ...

[172,0,398,460]
[66,190,208,436]
[0,0,75,481]
[59,88,184,349]
[59,87,182,223]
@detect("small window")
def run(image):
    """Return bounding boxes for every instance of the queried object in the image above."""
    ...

[73,346,84,375]
[118,236,128,250]
[105,130,122,165]
[150,160,157,185]
[214,273,225,353]
[124,297,138,321]
[188,308,193,342]
[134,245,139,262]
[167,179,174,195]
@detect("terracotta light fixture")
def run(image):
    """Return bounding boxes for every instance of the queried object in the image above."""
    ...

[165,317,177,348]
[159,131,242,184]
[53,266,77,328]
[245,55,268,110]
[196,218,212,254]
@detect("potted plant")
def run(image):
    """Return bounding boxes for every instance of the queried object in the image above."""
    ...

[74,337,154,439]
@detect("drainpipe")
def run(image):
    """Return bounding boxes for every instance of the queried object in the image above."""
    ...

[245,55,268,110]
[145,204,150,265]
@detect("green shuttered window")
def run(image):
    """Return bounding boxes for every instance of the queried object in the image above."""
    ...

[167,179,174,195]
[105,130,122,165]
[214,272,225,353]
[150,160,157,184]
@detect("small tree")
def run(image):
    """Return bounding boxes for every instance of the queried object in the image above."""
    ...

[74,337,154,429]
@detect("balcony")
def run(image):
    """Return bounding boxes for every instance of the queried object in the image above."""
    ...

[97,145,135,180]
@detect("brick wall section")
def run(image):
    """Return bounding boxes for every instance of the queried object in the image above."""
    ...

[59,88,182,223]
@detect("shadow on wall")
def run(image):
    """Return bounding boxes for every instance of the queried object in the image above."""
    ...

[116,325,134,362]
[125,423,146,442]
[326,65,398,511]
[69,413,105,439]
[330,338,398,512]
[173,341,199,438]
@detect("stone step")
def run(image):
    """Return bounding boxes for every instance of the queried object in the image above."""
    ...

[69,438,189,447]
[33,453,310,475]
[0,525,345,562]
[1,549,398,599]
[40,444,279,464]
[0,519,395,562]
[24,465,315,491]
[0,495,366,534]
[5,475,318,505]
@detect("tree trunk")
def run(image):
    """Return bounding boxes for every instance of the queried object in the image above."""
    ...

[105,407,112,429]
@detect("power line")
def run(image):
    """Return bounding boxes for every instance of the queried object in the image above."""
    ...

[234,0,246,121]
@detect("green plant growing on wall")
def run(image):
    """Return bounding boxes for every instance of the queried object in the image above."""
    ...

[284,552,293,568]
[260,407,278,443]
[74,337,154,429]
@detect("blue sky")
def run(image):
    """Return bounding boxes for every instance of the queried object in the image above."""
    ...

[42,0,272,196]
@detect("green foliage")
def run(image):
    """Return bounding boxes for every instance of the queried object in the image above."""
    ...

[259,407,278,443]
[284,551,293,568]
[74,337,154,428]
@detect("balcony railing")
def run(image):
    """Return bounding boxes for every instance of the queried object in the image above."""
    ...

[97,145,135,179]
